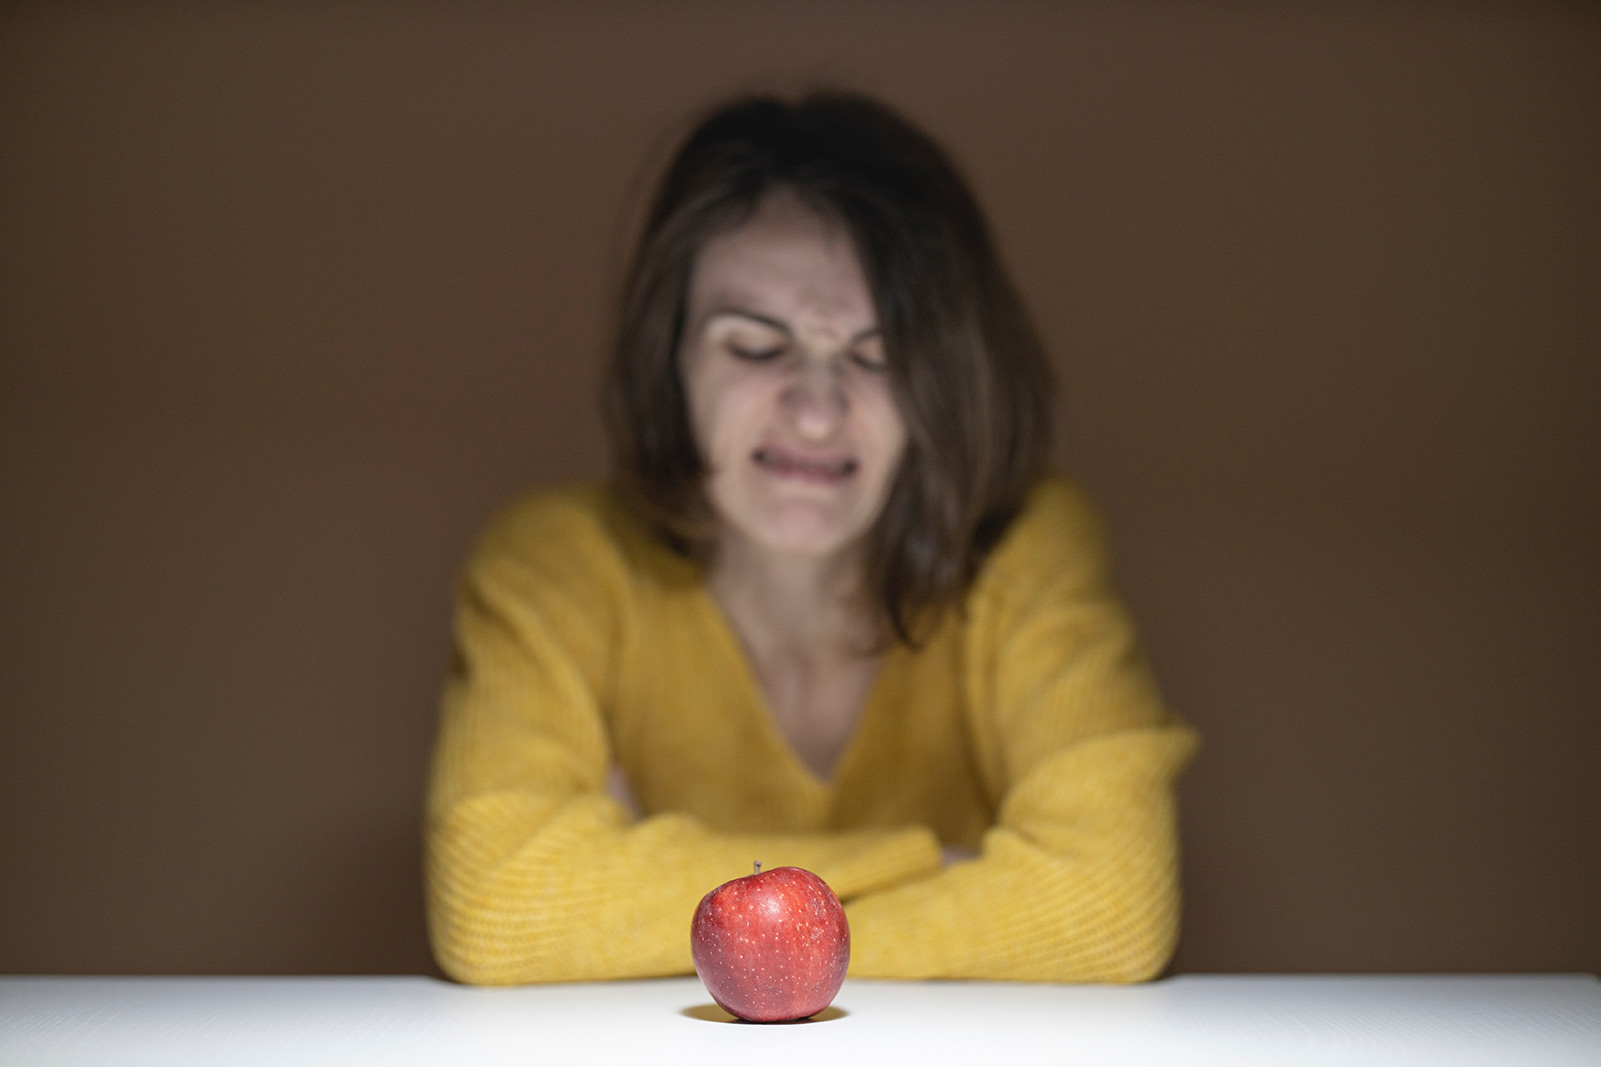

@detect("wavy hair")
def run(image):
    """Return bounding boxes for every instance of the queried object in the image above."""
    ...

[603,92,1053,643]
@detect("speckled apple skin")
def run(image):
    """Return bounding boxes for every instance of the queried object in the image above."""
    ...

[690,866,850,1022]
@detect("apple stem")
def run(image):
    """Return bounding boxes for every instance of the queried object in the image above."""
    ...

[753,861,762,875]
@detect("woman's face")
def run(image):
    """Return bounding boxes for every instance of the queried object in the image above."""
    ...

[680,191,907,562]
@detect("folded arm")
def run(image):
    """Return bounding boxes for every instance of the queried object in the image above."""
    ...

[844,481,1197,982]
[424,496,939,985]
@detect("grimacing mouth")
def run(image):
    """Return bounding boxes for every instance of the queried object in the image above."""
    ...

[752,447,859,479]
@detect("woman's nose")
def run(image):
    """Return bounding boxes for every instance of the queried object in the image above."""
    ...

[782,357,847,439]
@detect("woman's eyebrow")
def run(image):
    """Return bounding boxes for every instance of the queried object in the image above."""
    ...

[705,308,881,345]
[706,308,793,335]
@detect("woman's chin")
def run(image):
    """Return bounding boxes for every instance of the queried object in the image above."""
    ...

[708,480,883,561]
[736,508,867,560]
[747,526,856,559]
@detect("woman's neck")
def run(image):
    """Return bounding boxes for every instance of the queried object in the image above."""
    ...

[707,535,872,657]
[705,532,884,779]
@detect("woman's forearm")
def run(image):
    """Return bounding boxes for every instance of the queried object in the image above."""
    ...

[426,792,939,985]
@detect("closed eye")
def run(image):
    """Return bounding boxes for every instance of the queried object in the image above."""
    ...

[850,351,888,372]
[730,343,786,361]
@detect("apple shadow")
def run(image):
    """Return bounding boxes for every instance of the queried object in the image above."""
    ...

[681,1004,848,1024]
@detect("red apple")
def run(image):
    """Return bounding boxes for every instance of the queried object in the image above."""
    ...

[690,863,850,1022]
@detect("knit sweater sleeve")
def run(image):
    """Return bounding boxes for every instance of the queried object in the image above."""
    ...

[844,478,1198,982]
[424,490,939,985]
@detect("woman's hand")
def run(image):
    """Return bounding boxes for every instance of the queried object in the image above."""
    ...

[940,844,978,867]
[606,765,641,820]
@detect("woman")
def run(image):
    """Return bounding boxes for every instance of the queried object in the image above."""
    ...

[425,93,1196,985]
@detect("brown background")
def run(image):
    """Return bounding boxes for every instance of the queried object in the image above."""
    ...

[1,1,1597,977]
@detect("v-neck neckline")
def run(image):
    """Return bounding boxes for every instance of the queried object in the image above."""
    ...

[690,580,898,796]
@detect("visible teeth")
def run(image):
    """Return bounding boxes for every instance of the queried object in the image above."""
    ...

[754,450,853,477]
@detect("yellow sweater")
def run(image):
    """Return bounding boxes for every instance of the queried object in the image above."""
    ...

[425,476,1196,985]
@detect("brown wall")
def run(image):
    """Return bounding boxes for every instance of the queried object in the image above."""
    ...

[2,1,1596,977]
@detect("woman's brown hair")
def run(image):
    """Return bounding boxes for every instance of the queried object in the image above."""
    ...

[604,92,1053,643]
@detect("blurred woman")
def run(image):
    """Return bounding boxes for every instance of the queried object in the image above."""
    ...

[425,93,1196,984]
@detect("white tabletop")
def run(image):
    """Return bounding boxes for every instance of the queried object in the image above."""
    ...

[2,973,1598,1066]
